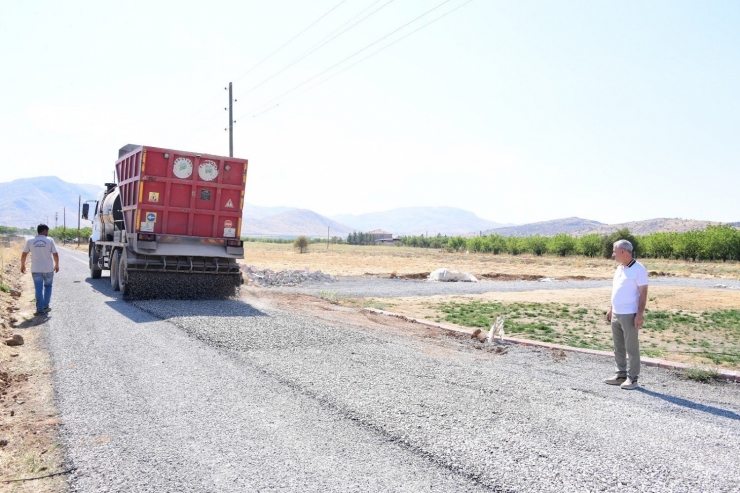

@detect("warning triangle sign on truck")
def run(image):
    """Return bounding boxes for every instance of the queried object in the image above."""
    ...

[225,199,234,208]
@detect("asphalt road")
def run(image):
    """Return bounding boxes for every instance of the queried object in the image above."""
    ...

[41,247,740,492]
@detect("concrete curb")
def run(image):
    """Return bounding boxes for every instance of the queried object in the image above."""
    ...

[362,307,740,383]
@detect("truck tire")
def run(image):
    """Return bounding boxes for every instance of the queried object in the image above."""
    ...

[89,245,102,279]
[110,250,120,291]
[118,252,129,295]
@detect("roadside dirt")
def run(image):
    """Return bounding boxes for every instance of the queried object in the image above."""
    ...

[0,245,66,492]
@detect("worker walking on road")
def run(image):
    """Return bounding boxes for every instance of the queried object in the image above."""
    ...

[604,239,648,390]
[21,224,60,317]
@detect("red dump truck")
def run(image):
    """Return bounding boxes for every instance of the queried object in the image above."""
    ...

[82,144,247,299]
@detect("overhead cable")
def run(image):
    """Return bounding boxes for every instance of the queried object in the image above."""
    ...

[242,0,462,117]
[233,0,349,84]
[250,0,474,118]
[235,0,396,99]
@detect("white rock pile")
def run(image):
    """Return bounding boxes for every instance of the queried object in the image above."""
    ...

[240,264,337,287]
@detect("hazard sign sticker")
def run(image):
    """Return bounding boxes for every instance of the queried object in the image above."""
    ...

[149,192,159,202]
[225,199,234,208]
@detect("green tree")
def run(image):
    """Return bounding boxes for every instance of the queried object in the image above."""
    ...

[601,228,639,258]
[674,230,703,261]
[702,225,739,261]
[548,233,576,256]
[525,235,548,256]
[467,236,484,252]
[293,235,309,253]
[505,236,524,255]
[448,236,467,251]
[577,234,601,257]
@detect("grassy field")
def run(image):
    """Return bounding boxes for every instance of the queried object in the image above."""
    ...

[241,242,740,280]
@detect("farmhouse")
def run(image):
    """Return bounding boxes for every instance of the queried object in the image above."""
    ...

[367,229,396,245]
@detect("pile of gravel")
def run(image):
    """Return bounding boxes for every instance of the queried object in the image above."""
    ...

[240,264,337,287]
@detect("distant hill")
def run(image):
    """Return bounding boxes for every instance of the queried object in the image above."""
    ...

[0,176,102,228]
[242,209,354,238]
[485,217,738,237]
[332,206,509,236]
[242,203,295,220]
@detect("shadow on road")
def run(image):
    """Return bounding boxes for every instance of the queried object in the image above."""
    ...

[12,315,49,329]
[638,387,740,421]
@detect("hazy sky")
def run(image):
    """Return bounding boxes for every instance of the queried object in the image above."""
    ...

[1,0,738,224]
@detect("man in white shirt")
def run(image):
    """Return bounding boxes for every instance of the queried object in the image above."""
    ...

[21,224,60,316]
[604,239,648,390]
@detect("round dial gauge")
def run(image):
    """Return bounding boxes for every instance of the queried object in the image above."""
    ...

[198,160,219,181]
[173,157,193,179]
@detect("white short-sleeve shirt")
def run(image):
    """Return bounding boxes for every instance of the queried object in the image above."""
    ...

[23,235,58,273]
[611,259,648,315]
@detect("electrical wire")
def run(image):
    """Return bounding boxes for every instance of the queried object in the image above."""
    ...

[187,1,348,124]
[246,0,472,118]
[235,0,395,99]
[233,0,349,84]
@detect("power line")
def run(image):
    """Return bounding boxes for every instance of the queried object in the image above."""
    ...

[243,0,467,117]
[251,0,474,118]
[187,1,348,126]
[235,0,395,100]
[233,0,349,84]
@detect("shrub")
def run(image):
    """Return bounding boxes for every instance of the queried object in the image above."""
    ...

[682,366,719,383]
[293,235,309,253]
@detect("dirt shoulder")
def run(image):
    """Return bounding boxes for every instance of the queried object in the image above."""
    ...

[1,247,66,492]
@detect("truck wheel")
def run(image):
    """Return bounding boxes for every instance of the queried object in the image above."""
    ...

[90,246,102,279]
[110,250,120,291]
[118,252,129,295]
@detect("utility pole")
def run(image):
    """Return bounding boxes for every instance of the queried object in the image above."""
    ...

[55,212,58,229]
[327,226,330,250]
[228,82,233,157]
[77,195,81,246]
[63,207,66,239]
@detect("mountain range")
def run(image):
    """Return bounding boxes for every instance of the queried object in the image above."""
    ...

[332,206,511,236]
[1,177,737,237]
[485,217,739,237]
[0,176,102,229]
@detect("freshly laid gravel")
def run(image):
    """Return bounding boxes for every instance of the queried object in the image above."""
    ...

[46,249,740,492]
[131,297,740,493]
[273,275,740,298]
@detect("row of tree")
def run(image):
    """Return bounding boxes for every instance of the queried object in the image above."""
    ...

[346,231,377,245]
[48,226,93,242]
[397,225,740,261]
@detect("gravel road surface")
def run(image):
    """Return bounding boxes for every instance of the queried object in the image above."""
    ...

[41,248,740,492]
[274,276,740,298]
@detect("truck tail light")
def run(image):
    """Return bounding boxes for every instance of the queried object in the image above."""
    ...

[138,233,156,241]
[226,239,242,247]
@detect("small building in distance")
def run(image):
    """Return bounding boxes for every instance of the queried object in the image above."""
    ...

[367,229,395,245]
